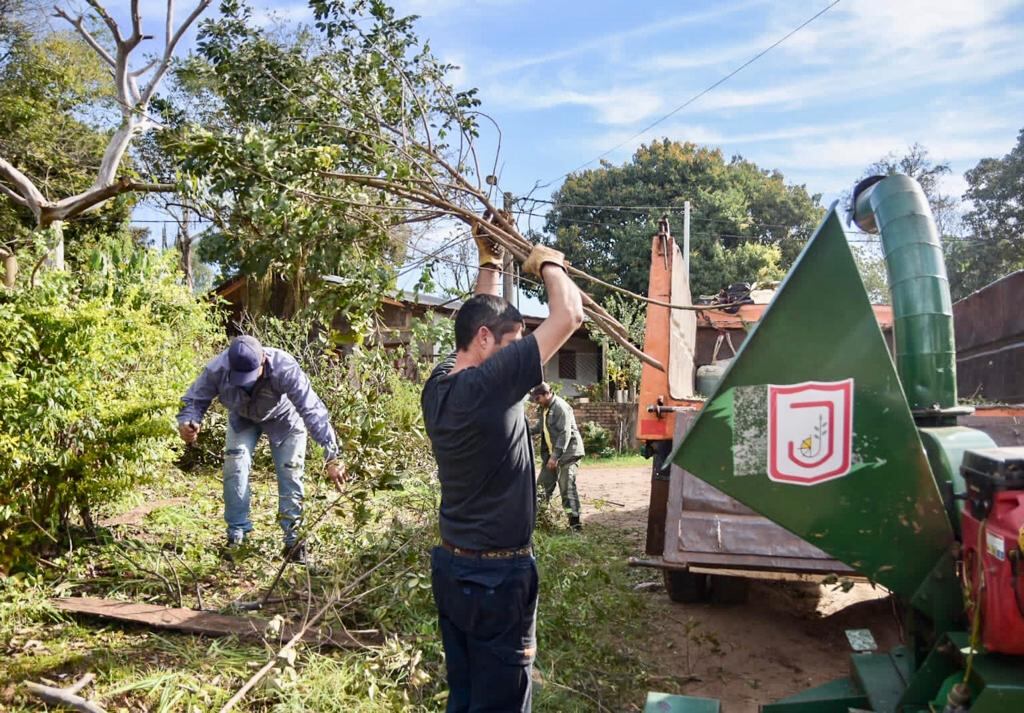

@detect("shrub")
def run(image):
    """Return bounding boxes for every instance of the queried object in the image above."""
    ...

[0,245,221,570]
[580,421,615,459]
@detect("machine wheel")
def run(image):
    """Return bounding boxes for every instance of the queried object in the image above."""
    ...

[662,569,709,603]
[708,574,750,604]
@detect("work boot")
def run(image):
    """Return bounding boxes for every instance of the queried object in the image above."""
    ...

[223,532,245,561]
[568,514,582,532]
[283,541,307,566]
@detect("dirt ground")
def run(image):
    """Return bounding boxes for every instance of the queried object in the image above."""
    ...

[576,464,899,713]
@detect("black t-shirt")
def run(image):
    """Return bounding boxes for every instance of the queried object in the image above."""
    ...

[421,334,543,550]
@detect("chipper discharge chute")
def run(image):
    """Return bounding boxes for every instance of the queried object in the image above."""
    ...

[645,175,1024,712]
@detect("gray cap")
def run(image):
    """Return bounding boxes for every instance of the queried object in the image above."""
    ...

[227,335,264,386]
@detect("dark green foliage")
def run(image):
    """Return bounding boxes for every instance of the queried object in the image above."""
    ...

[580,421,615,459]
[162,0,480,338]
[542,139,824,299]
[0,242,221,569]
[947,128,1024,298]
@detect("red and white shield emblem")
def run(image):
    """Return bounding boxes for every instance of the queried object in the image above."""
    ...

[767,379,853,485]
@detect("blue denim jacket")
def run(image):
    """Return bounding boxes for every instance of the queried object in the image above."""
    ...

[177,347,339,461]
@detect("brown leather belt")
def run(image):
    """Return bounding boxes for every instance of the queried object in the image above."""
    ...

[441,540,533,559]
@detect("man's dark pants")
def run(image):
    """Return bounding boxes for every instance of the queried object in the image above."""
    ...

[431,546,538,712]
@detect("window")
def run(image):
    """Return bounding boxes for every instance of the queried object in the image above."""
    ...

[558,350,577,379]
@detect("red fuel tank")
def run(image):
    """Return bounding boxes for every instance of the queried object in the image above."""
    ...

[961,448,1024,655]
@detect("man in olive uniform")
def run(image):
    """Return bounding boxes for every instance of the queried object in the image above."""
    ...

[531,382,585,530]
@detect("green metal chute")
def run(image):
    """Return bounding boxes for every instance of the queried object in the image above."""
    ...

[669,207,952,597]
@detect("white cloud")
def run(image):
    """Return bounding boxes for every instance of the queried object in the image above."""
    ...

[488,85,665,126]
[637,41,765,73]
[476,0,768,78]
[394,0,517,19]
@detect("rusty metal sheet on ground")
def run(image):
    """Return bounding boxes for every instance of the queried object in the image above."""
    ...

[52,596,377,649]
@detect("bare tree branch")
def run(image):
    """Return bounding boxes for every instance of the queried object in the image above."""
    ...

[128,0,143,44]
[130,59,159,77]
[83,0,121,44]
[52,8,116,67]
[47,180,174,222]
[0,182,30,208]
[165,0,175,53]
[24,675,106,713]
[140,0,213,105]
[0,158,46,219]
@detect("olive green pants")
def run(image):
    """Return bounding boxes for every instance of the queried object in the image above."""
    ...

[538,458,581,518]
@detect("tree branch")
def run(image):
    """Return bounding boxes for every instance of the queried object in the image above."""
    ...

[52,8,116,67]
[24,675,106,713]
[0,157,46,220]
[128,0,143,44]
[83,0,122,44]
[46,180,174,222]
[165,0,175,53]
[130,59,158,77]
[140,0,212,105]
[0,181,30,208]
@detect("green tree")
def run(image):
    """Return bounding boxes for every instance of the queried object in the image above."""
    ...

[0,19,117,284]
[0,239,221,568]
[0,0,210,280]
[854,143,960,235]
[591,293,645,396]
[540,140,823,298]
[944,128,1024,299]
[163,0,478,337]
[849,143,965,303]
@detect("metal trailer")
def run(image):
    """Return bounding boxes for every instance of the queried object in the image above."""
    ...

[638,174,1024,711]
[633,219,857,604]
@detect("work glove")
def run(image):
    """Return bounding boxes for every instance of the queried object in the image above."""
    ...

[472,210,505,269]
[522,244,566,276]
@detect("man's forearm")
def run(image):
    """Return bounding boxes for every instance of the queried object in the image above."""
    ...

[475,264,502,296]
[530,263,585,364]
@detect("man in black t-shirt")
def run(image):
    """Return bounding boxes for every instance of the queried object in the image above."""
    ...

[421,214,584,713]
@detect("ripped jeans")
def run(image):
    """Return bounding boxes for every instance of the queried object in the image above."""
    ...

[223,421,306,546]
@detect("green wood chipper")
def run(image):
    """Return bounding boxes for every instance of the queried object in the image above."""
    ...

[642,175,1024,712]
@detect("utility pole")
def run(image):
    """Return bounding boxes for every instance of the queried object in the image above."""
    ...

[502,192,515,302]
[683,200,691,284]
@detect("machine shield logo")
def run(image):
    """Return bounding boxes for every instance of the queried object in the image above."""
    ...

[767,379,853,485]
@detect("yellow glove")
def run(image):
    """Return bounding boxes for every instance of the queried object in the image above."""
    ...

[472,211,505,268]
[522,244,566,276]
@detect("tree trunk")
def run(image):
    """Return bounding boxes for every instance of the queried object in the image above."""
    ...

[43,220,65,271]
[2,252,16,288]
[175,213,194,292]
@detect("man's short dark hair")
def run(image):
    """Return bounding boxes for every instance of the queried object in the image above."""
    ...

[455,294,525,351]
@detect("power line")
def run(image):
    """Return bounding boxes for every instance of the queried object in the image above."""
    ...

[518,197,849,233]
[541,0,844,186]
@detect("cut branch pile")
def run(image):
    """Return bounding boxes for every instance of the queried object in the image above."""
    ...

[327,169,664,370]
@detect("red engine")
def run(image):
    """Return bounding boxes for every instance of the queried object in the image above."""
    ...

[961,448,1024,655]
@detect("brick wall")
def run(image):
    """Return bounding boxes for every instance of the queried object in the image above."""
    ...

[572,401,639,451]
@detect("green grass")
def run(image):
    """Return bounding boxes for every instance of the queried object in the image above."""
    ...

[584,451,650,469]
[0,462,668,712]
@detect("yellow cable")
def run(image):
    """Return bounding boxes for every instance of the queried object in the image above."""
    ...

[963,518,986,685]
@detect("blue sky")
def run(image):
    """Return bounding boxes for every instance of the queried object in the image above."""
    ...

[390,0,1024,205]
[98,0,1024,306]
